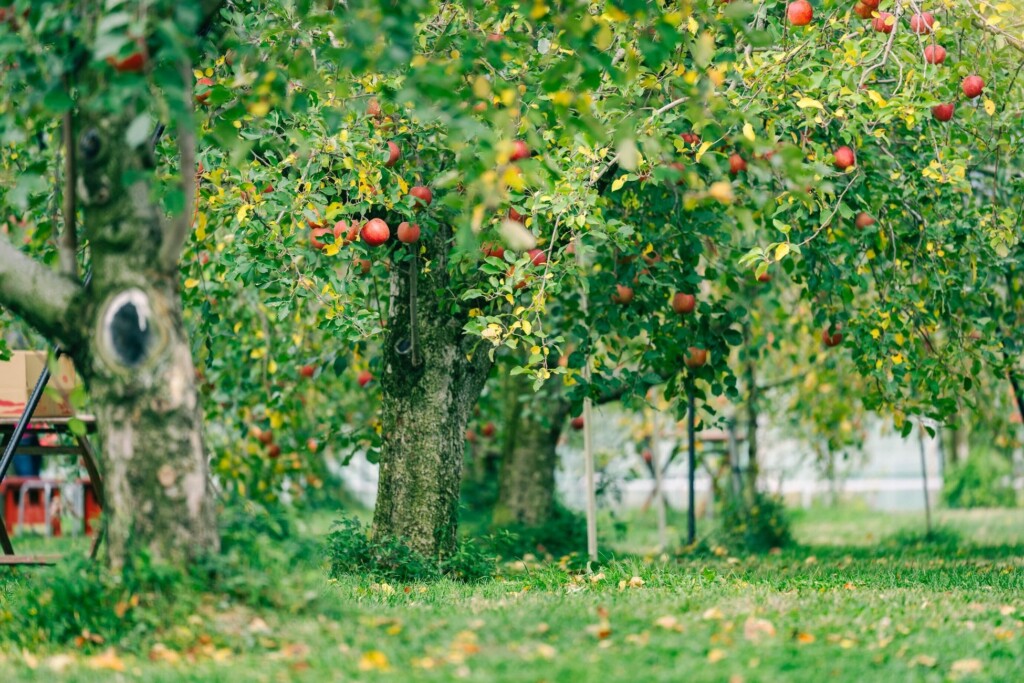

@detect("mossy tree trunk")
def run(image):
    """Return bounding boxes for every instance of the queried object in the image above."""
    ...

[372,234,493,559]
[492,373,570,527]
[0,8,222,571]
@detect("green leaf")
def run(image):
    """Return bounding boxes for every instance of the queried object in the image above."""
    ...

[126,113,154,148]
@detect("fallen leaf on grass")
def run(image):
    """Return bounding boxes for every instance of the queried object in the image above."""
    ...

[148,643,181,664]
[654,615,683,632]
[43,654,75,673]
[999,605,1016,616]
[703,607,724,621]
[950,658,983,675]
[86,649,126,672]
[534,644,557,660]
[248,617,272,634]
[910,654,937,668]
[795,632,815,644]
[707,648,727,663]
[743,617,776,642]
[590,572,606,584]
[618,576,645,589]
[358,650,391,671]
[585,622,612,640]
[994,627,1015,641]
[625,632,650,647]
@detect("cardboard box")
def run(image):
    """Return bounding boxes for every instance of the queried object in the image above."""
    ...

[0,351,78,419]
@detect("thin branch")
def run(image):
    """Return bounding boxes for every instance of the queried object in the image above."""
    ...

[964,0,1024,54]
[59,76,78,277]
[0,235,83,348]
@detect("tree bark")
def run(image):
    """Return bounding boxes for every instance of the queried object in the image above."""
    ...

[372,240,493,559]
[492,374,569,527]
[70,106,218,570]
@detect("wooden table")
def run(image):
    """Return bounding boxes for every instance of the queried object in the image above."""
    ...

[0,416,105,565]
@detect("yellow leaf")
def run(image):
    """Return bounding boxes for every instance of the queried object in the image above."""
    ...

[695,140,713,162]
[983,98,996,116]
[687,17,698,35]
[521,319,532,335]
[796,632,816,644]
[611,176,627,192]
[195,211,207,241]
[358,651,390,672]
[707,648,726,663]
[323,243,340,257]
[796,97,824,110]
[742,123,755,142]
[184,278,200,289]
[267,360,277,374]
[774,243,790,261]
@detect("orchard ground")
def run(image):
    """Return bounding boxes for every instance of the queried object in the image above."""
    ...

[2,507,1024,682]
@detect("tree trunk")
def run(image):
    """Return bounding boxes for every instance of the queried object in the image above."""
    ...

[743,324,760,497]
[372,240,492,559]
[71,112,219,571]
[75,281,218,571]
[493,376,569,527]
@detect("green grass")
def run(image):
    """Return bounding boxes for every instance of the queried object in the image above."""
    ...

[2,507,1024,681]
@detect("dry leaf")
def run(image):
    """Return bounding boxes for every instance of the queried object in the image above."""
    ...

[999,605,1016,616]
[534,644,557,660]
[628,576,645,588]
[44,654,75,673]
[590,572,606,584]
[358,650,391,671]
[654,615,683,632]
[743,617,776,642]
[703,607,724,621]
[707,648,727,663]
[248,617,272,634]
[950,658,983,675]
[86,649,126,672]
[148,643,181,664]
[795,632,815,644]
[910,654,938,668]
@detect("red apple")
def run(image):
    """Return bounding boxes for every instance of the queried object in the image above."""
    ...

[354,258,372,275]
[258,429,274,445]
[672,292,696,314]
[962,75,984,99]
[397,221,420,244]
[872,12,895,33]
[932,103,954,122]
[822,327,843,347]
[385,141,401,167]
[509,207,524,222]
[510,140,530,161]
[728,153,747,175]
[335,219,359,244]
[570,416,585,431]
[410,185,433,209]
[482,422,496,438]
[757,271,771,283]
[855,212,876,229]
[680,132,700,145]
[108,50,146,73]
[357,370,373,387]
[861,0,880,7]
[465,429,477,443]
[787,1,813,26]
[612,284,634,305]
[482,242,505,258]
[267,444,281,459]
[528,249,548,266]
[909,12,934,35]
[366,98,381,117]
[642,449,653,464]
[924,45,946,65]
[361,218,390,247]
[833,145,855,170]
[310,227,331,250]
[300,365,316,378]
[195,77,214,105]
[685,347,708,369]
[853,2,873,19]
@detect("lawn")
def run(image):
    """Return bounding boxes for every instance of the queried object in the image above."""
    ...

[2,506,1023,682]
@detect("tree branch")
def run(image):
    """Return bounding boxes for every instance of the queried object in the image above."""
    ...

[60,78,78,277]
[0,235,83,348]
[159,59,197,271]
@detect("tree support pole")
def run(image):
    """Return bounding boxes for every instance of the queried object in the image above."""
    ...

[686,379,696,546]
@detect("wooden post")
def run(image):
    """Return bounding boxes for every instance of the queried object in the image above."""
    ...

[651,409,667,550]
[918,421,933,538]
[686,379,696,545]
[576,235,598,562]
